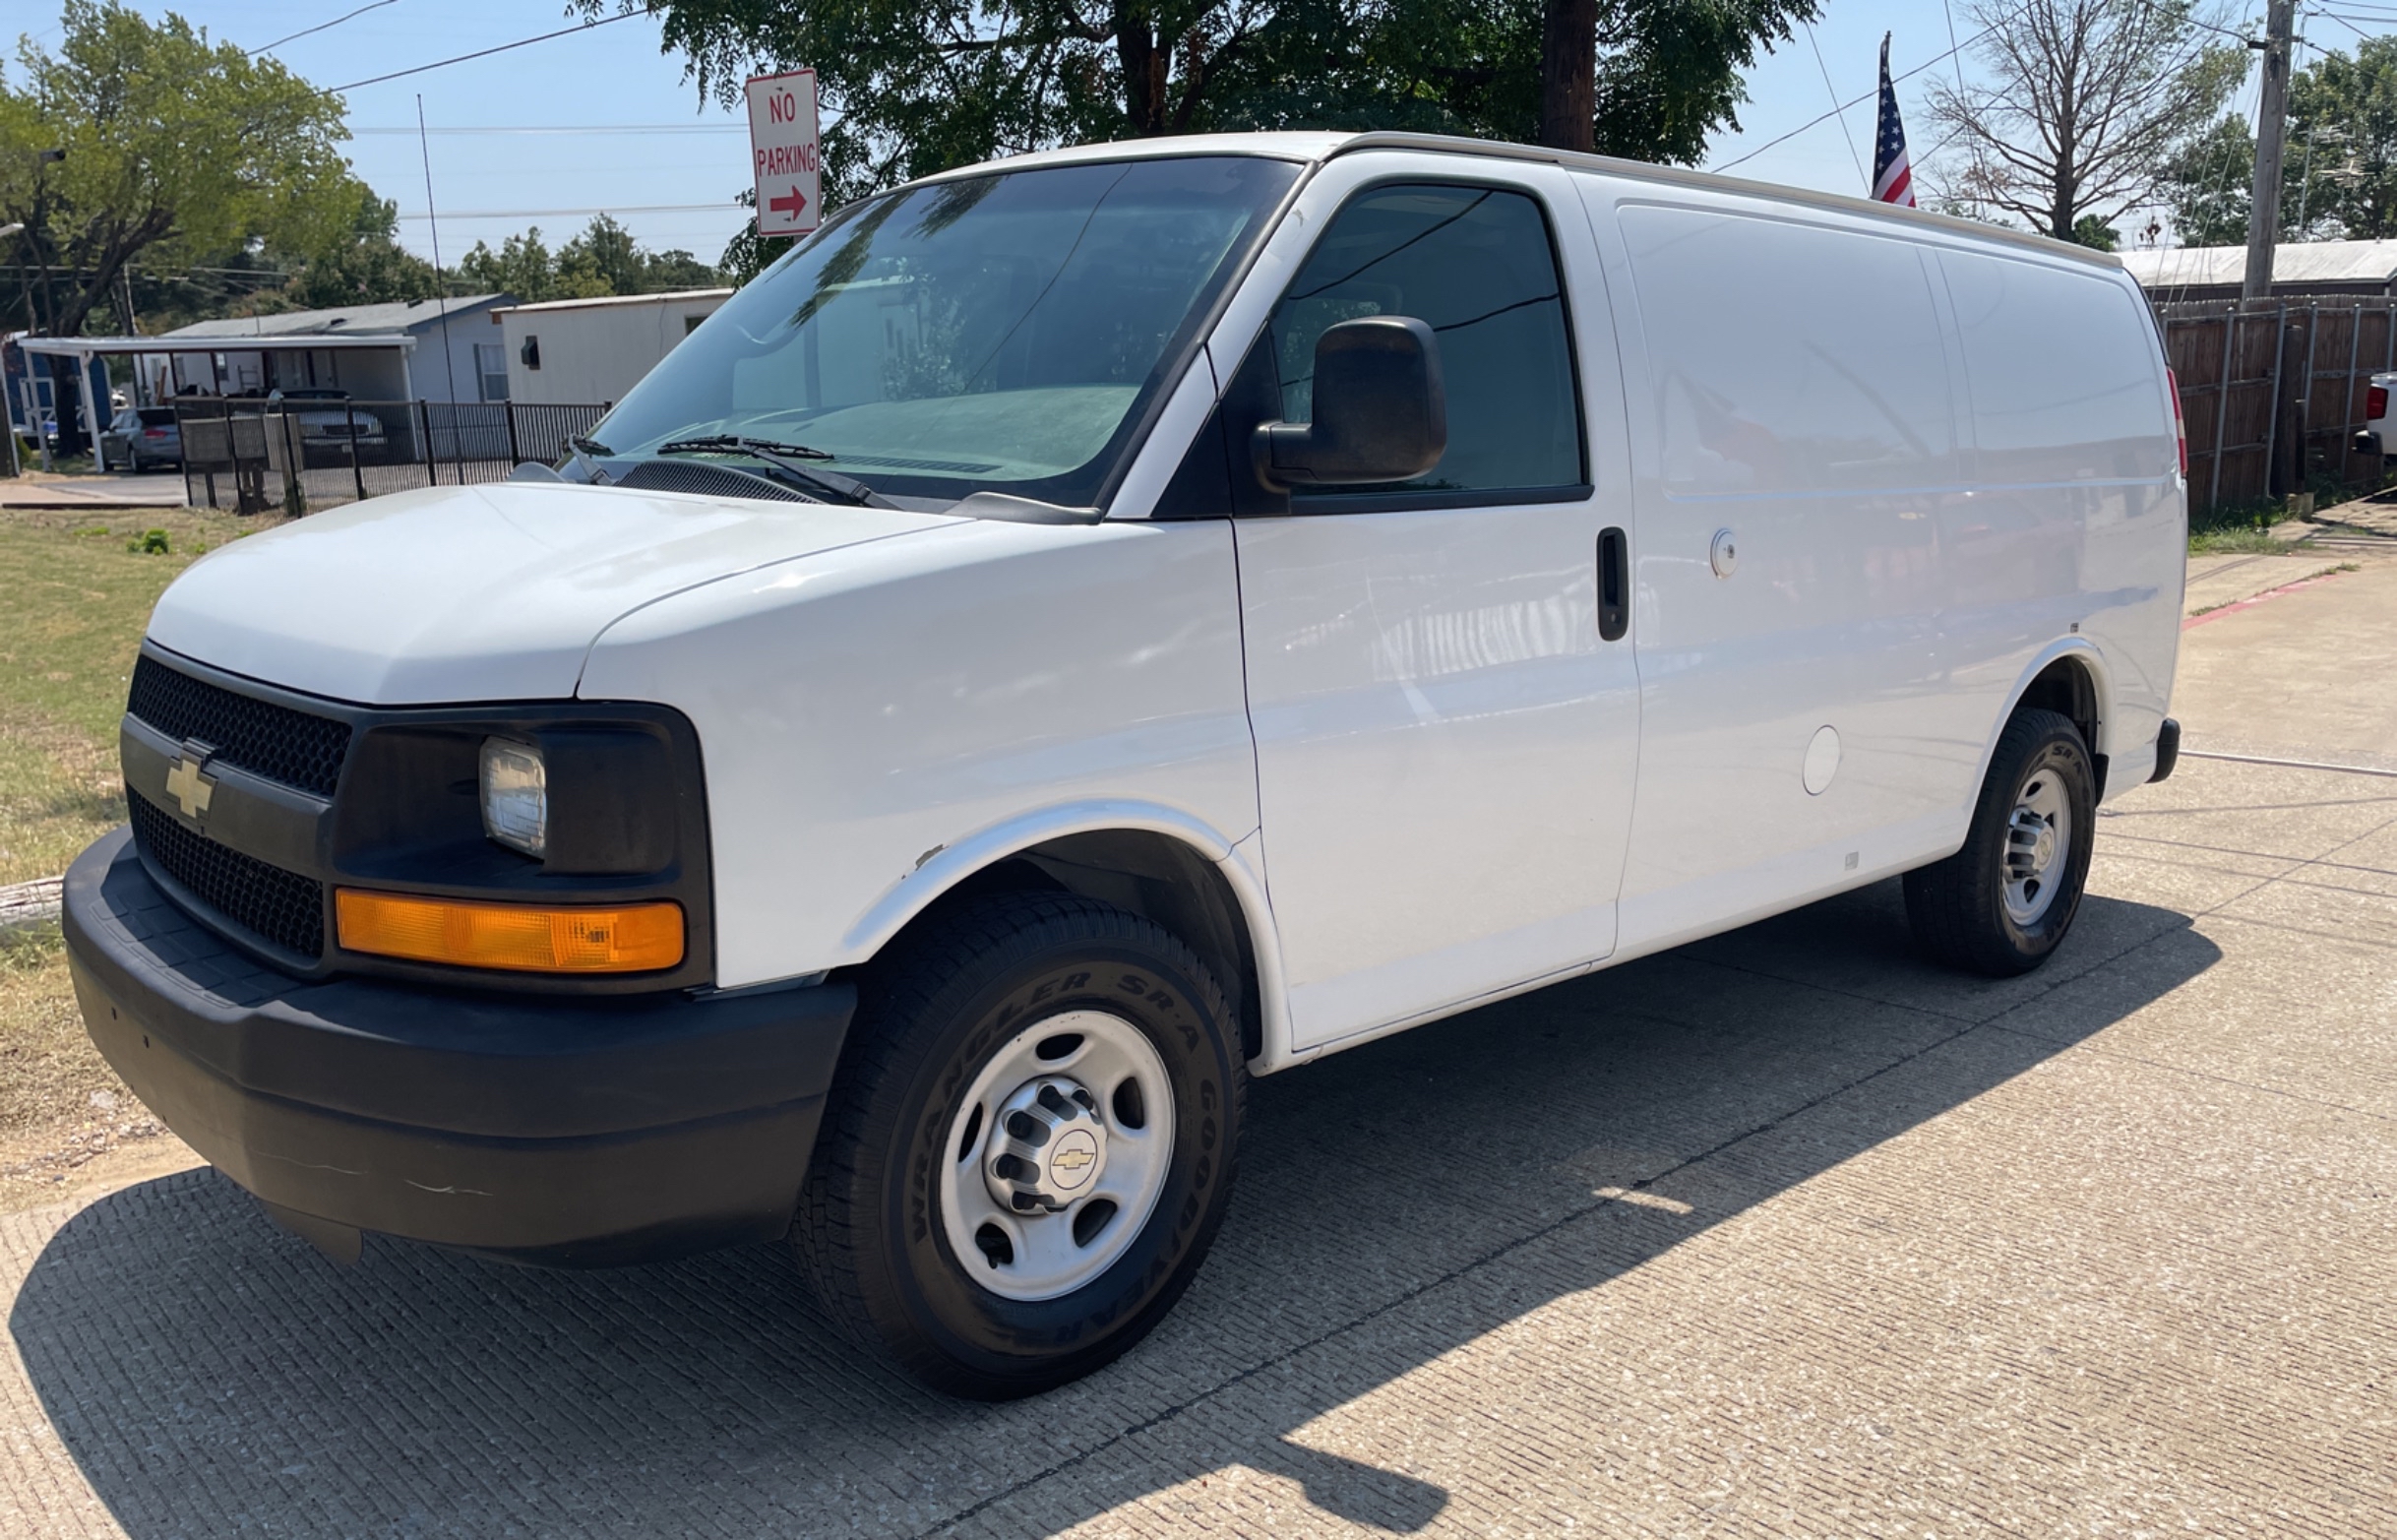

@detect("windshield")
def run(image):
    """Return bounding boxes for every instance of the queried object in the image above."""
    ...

[587,154,1299,507]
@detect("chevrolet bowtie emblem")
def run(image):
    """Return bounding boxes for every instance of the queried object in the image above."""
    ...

[164,746,218,821]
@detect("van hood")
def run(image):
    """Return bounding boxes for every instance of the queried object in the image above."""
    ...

[147,481,953,705]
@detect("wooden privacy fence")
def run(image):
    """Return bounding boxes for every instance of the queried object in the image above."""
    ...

[2158,294,2397,517]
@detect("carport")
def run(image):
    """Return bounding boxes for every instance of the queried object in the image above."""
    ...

[13,333,420,461]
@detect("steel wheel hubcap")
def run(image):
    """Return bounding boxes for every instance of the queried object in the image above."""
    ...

[2002,770,2071,926]
[939,1010,1175,1302]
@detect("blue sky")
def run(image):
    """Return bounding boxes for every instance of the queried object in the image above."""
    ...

[17,1,2299,270]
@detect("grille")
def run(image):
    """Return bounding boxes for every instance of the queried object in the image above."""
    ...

[127,655,351,798]
[129,791,326,959]
[615,460,816,502]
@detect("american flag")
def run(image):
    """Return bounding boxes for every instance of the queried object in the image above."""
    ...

[1873,33,1915,208]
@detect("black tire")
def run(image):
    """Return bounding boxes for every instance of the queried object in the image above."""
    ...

[794,892,1244,1398]
[1904,707,2097,977]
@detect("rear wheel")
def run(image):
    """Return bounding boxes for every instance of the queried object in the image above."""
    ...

[795,892,1243,1398]
[1904,708,2097,976]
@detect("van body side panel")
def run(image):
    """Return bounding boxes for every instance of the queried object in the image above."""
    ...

[578,518,1260,990]
[1580,179,2179,955]
[1590,187,1977,949]
[1936,251,2183,791]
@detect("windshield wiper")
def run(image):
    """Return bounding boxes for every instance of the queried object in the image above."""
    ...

[661,433,829,460]
[564,434,613,484]
[656,435,891,507]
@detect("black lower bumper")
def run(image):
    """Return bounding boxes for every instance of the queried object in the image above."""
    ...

[2151,717,2182,784]
[62,829,856,1265]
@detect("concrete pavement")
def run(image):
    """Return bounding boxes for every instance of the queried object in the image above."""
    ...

[2182,549,2350,617]
[2179,555,2397,773]
[0,475,186,512]
[0,565,2391,1537]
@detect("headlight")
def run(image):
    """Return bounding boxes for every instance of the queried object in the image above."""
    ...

[479,737,547,858]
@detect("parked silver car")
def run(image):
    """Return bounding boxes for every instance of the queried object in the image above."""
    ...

[97,407,182,472]
[268,388,389,462]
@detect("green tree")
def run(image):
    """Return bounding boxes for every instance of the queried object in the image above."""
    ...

[2071,214,2121,251]
[639,246,721,290]
[458,215,721,301]
[591,0,1814,208]
[2155,37,2397,248]
[0,1,356,336]
[2159,112,2255,246]
[557,214,641,297]
[281,188,442,308]
[2281,37,2397,239]
[460,227,564,302]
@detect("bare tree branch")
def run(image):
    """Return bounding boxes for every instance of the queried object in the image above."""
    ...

[1925,0,2243,241]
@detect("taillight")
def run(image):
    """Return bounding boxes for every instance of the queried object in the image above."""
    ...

[2371,385,2388,420]
[2167,367,2187,475]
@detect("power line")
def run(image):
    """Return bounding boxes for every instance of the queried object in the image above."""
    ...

[391,203,739,218]
[1717,19,2005,172]
[351,123,745,135]
[1803,22,1870,185]
[250,0,401,55]
[1939,0,1989,218]
[327,11,644,92]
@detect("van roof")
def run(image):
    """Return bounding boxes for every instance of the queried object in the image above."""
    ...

[906,130,2123,274]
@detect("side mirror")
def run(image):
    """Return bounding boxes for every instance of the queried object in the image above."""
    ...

[1253,316,1446,488]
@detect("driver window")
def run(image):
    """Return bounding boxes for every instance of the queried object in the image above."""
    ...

[1265,183,1584,499]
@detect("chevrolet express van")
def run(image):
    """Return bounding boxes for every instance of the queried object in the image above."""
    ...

[64,132,2184,1397]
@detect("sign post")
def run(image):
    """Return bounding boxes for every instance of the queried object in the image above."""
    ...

[745,69,821,239]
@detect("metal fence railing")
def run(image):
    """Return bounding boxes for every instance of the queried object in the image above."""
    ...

[173,398,609,516]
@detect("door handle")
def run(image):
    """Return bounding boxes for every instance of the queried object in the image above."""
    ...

[1598,526,1629,642]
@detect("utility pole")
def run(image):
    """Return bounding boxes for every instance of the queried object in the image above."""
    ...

[2243,0,2297,300]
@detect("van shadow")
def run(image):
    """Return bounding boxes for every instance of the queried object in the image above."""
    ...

[11,879,2219,1538]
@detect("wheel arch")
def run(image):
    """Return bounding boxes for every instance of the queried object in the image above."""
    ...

[1978,642,2114,800]
[840,804,1286,1067]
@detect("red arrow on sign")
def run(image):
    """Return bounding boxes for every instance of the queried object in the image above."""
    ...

[768,186,809,219]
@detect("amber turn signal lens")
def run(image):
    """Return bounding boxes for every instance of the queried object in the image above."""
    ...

[335,890,684,973]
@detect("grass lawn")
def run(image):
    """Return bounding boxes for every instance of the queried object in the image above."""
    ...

[2186,525,2296,555]
[0,505,289,1203]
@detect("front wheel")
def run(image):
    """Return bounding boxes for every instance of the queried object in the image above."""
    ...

[795,893,1244,1398]
[1904,707,2097,976]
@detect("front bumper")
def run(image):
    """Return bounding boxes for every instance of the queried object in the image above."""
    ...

[63,828,855,1265]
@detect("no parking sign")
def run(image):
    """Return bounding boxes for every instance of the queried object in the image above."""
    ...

[746,69,820,238]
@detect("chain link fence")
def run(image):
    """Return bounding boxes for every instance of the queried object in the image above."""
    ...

[174,399,609,516]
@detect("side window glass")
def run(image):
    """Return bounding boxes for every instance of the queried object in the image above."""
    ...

[1265,183,1583,499]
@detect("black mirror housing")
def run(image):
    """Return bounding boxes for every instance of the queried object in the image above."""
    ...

[1253,316,1447,488]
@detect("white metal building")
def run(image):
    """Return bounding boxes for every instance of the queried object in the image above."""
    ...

[157,294,514,403]
[493,289,733,405]
[2119,240,2397,302]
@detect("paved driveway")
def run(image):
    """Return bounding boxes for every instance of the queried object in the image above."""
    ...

[2,567,2392,1538]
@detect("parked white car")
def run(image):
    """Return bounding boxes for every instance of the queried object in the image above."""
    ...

[2355,370,2397,461]
[65,131,2183,1398]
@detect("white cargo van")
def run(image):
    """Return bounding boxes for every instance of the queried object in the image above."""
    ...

[65,132,2184,1397]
